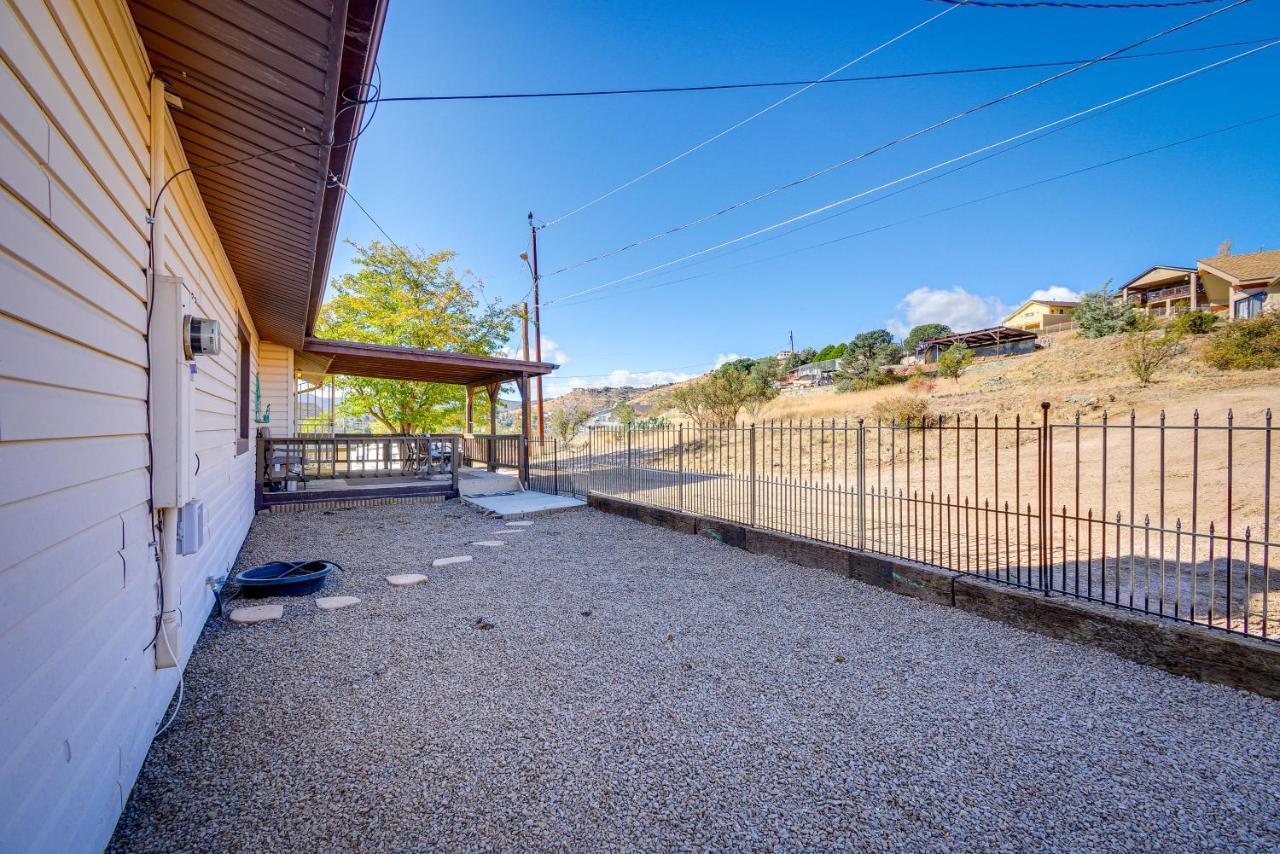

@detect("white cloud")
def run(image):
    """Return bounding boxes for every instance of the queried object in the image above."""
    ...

[886,286,1009,339]
[545,368,692,399]
[713,353,744,368]
[501,335,569,365]
[1028,285,1083,302]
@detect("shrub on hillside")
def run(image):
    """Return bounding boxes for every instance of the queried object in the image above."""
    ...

[1168,309,1220,336]
[904,371,936,394]
[1073,283,1137,338]
[872,394,932,425]
[1203,312,1280,370]
[1124,327,1180,385]
[936,343,974,381]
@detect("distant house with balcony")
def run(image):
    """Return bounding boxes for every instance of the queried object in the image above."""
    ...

[1003,297,1079,331]
[1118,249,1280,320]
[1198,249,1280,320]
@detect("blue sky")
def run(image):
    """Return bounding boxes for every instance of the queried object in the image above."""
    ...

[328,0,1280,397]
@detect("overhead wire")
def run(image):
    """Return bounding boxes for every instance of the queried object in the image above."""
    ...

[542,0,1253,278]
[543,38,1279,307]
[549,109,1280,310]
[345,37,1274,102]
[538,2,966,229]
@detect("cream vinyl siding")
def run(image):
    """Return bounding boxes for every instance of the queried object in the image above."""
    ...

[0,0,258,849]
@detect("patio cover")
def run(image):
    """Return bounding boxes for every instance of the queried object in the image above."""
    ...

[301,338,557,387]
[916,326,1037,352]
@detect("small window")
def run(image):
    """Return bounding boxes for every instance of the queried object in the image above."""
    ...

[237,325,251,452]
[1234,291,1265,320]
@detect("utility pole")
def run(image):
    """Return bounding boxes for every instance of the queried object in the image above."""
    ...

[520,301,530,361]
[528,212,545,441]
[789,329,795,355]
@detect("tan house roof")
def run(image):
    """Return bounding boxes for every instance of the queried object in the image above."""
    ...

[1197,249,1280,284]
[1004,296,1079,321]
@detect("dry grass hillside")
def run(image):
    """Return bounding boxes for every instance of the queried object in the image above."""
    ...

[743,329,1277,428]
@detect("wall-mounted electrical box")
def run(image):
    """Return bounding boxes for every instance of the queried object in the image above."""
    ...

[150,275,195,509]
[183,315,221,359]
[175,499,206,555]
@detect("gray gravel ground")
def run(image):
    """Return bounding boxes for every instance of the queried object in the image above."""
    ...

[111,502,1280,852]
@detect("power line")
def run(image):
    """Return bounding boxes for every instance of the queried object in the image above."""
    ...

[539,3,964,229]
[543,0,1252,278]
[544,38,1279,306]
[355,37,1272,103]
[928,0,1230,7]
[550,109,1280,310]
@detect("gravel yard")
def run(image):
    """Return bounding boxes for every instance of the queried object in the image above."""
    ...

[112,502,1280,851]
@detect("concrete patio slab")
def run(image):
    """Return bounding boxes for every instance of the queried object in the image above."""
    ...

[227,604,283,625]
[386,573,427,587]
[315,596,361,610]
[462,491,584,519]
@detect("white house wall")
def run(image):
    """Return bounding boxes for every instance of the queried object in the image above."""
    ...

[0,0,258,849]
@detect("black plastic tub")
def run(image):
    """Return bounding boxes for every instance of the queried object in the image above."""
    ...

[234,560,337,597]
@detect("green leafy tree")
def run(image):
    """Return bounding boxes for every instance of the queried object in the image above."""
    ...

[549,406,591,441]
[315,241,514,433]
[836,330,902,390]
[784,347,819,371]
[673,369,771,426]
[716,357,758,375]
[1073,282,1137,339]
[936,343,974,380]
[612,401,637,428]
[903,323,953,352]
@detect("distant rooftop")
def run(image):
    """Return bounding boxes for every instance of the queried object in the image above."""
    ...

[1198,248,1280,283]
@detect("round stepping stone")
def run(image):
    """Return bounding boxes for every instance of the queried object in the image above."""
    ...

[506,520,534,527]
[229,604,283,625]
[316,595,360,611]
[432,555,473,568]
[386,573,427,587]
[472,540,505,547]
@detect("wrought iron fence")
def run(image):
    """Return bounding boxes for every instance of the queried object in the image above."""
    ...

[529,407,1277,643]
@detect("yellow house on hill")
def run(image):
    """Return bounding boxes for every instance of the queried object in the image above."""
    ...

[1003,298,1079,331]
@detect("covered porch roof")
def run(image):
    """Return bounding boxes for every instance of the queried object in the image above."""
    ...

[301,338,557,387]
[915,325,1037,353]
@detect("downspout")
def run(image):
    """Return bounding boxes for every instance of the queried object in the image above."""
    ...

[150,76,181,670]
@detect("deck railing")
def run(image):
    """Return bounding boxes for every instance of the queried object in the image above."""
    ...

[258,433,460,494]
[461,433,523,473]
[527,407,1278,644]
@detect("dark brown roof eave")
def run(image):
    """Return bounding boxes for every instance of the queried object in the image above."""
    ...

[305,0,388,340]
[303,338,558,387]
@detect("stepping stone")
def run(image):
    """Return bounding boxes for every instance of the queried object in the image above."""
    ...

[386,573,427,587]
[472,540,505,547]
[506,521,534,527]
[316,595,360,611]
[229,604,283,625]
[432,555,473,568]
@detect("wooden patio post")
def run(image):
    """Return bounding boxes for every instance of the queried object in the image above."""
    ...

[486,382,501,471]
[464,386,474,433]
[518,373,531,487]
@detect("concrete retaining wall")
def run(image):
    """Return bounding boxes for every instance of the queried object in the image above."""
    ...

[588,494,1280,698]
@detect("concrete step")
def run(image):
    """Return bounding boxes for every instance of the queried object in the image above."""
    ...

[457,469,523,496]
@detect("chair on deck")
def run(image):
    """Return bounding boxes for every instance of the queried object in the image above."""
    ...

[260,426,307,491]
